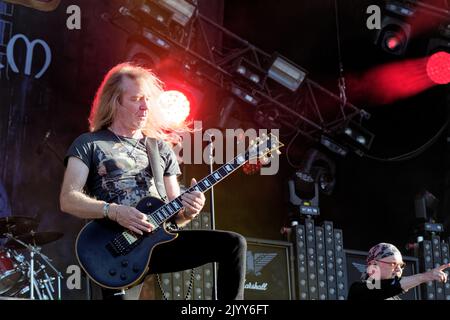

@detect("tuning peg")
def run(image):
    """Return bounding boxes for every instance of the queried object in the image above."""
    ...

[250,139,255,145]
[276,150,281,155]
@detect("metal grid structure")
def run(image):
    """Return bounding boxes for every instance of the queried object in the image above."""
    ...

[105,0,371,147]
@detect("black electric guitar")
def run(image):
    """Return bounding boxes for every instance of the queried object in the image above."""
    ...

[75,134,283,290]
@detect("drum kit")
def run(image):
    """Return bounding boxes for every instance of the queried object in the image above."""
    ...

[0,216,64,300]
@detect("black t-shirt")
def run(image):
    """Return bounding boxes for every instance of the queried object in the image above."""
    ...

[64,129,181,206]
[347,277,405,300]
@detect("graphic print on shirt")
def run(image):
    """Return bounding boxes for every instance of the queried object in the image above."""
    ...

[94,140,159,206]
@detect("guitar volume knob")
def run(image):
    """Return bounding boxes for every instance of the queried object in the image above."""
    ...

[109,269,117,276]
[120,273,127,280]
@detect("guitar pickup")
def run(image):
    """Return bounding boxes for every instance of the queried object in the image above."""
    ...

[107,231,143,256]
[106,242,120,257]
[123,231,138,245]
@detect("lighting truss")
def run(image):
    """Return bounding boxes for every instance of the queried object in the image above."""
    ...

[107,1,371,146]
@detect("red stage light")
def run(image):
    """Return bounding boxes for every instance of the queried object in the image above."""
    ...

[157,90,191,126]
[426,51,450,85]
[386,36,401,51]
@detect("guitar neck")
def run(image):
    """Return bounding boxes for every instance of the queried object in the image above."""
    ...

[148,152,249,226]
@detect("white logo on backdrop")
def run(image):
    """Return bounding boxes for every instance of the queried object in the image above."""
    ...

[7,33,51,79]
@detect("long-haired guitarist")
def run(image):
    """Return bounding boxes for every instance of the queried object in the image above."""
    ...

[59,62,246,300]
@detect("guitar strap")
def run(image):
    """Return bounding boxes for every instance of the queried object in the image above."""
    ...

[145,137,168,202]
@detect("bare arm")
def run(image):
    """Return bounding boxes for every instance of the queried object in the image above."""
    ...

[164,175,205,228]
[400,263,450,292]
[60,157,153,235]
[59,157,104,219]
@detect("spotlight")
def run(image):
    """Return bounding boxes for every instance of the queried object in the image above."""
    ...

[385,0,415,17]
[134,1,173,29]
[426,51,450,84]
[300,148,336,196]
[375,16,411,56]
[288,148,336,217]
[155,0,196,27]
[423,222,444,233]
[162,77,205,120]
[233,58,267,88]
[338,120,375,152]
[268,54,307,92]
[157,90,191,126]
[415,190,439,221]
[320,135,348,157]
[127,0,197,44]
[142,28,171,51]
[231,84,260,106]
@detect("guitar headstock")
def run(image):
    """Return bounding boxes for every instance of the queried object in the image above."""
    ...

[246,133,284,163]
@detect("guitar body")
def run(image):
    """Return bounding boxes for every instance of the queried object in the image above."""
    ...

[75,196,177,290]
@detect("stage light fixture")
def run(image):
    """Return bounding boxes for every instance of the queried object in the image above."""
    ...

[374,1,414,56]
[385,0,415,17]
[288,149,336,218]
[231,84,260,106]
[155,0,196,27]
[415,190,439,221]
[136,1,173,29]
[426,51,450,84]
[268,54,307,92]
[142,28,171,51]
[338,120,375,152]
[375,16,411,56]
[233,58,267,88]
[320,135,348,157]
[424,222,444,233]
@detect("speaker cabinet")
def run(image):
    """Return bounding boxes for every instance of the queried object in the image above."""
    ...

[244,237,296,300]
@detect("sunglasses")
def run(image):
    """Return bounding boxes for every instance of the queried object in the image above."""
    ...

[376,260,406,269]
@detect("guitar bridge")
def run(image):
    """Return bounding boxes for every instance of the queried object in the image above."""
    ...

[106,230,142,257]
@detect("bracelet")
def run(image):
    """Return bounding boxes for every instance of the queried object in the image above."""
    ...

[102,202,110,219]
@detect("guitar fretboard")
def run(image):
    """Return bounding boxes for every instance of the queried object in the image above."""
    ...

[148,152,249,226]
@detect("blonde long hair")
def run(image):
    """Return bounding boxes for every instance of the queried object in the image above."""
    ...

[88,62,190,144]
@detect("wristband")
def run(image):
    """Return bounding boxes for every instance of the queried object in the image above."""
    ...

[102,202,110,219]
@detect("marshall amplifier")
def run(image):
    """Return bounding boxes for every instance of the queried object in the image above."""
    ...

[244,238,296,300]
[345,249,421,300]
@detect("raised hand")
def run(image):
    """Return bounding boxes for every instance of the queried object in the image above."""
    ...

[425,263,450,283]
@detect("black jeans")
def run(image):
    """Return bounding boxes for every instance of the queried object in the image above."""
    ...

[101,229,247,300]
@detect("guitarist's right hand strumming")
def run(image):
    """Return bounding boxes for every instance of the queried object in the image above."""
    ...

[109,204,154,235]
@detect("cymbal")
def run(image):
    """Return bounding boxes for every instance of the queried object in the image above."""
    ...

[5,231,63,249]
[0,216,39,236]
